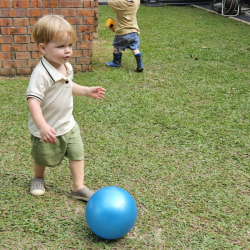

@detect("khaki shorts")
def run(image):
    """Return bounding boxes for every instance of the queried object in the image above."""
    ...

[30,123,84,167]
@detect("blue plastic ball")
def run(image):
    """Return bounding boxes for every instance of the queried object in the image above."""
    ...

[85,186,137,240]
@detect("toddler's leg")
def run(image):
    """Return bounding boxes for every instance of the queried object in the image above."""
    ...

[30,163,46,196]
[133,49,144,72]
[133,49,140,54]
[70,160,94,201]
[106,47,122,68]
[34,163,45,178]
[69,160,84,192]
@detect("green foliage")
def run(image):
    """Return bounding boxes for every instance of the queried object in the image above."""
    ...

[1,5,250,249]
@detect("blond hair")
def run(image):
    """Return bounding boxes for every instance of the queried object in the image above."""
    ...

[32,15,77,46]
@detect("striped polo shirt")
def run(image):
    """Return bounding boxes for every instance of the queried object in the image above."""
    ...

[27,56,75,138]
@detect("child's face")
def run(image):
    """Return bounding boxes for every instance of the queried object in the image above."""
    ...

[39,36,73,68]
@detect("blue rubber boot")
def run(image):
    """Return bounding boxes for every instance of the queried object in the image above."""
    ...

[106,52,122,67]
[134,53,144,72]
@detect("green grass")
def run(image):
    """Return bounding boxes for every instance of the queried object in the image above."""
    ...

[1,5,250,249]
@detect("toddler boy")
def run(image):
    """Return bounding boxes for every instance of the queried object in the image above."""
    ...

[27,15,106,201]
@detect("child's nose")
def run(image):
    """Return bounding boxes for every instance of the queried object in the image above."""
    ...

[65,46,71,53]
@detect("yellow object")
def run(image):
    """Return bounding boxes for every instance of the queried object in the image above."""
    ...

[105,17,115,32]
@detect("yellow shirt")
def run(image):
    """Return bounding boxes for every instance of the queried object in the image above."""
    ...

[108,0,140,36]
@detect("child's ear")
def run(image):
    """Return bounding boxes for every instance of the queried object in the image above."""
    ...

[39,43,46,54]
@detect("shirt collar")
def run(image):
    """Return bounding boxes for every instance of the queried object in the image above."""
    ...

[41,56,73,83]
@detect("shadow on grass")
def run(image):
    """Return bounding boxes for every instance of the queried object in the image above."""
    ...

[73,212,122,247]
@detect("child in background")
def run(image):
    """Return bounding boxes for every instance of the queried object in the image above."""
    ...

[106,0,144,72]
[27,15,106,201]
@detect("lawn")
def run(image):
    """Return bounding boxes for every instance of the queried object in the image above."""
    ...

[1,4,250,249]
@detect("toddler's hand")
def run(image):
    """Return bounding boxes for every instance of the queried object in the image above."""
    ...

[40,124,57,143]
[88,87,106,99]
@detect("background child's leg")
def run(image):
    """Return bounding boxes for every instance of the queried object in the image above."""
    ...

[69,159,84,192]
[106,47,122,67]
[133,49,140,55]
[133,49,144,72]
[113,47,120,53]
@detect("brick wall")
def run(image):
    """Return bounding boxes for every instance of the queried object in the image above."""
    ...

[0,0,99,76]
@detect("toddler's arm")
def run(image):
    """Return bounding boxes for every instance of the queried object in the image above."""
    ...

[72,83,106,99]
[28,98,57,143]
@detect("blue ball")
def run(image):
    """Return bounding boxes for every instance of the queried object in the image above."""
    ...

[85,186,137,240]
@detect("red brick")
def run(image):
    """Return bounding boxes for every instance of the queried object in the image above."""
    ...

[0,9,26,17]
[1,27,26,35]
[31,51,41,59]
[13,0,29,8]
[31,36,36,43]
[83,33,93,41]
[3,60,28,68]
[84,1,95,8]
[0,68,16,76]
[0,1,12,8]
[43,0,58,8]
[16,52,30,60]
[59,0,83,8]
[77,57,92,64]
[68,58,76,65]
[94,13,98,19]
[72,65,81,72]
[77,9,94,17]
[13,18,29,26]
[77,33,82,41]
[72,50,82,57]
[2,44,27,52]
[0,53,14,60]
[17,67,31,75]
[0,36,12,43]
[0,18,12,26]
[88,26,95,32]
[53,9,76,16]
[28,26,33,35]
[28,59,40,67]
[77,42,93,50]
[77,25,94,33]
[0,0,95,76]
[82,64,92,72]
[82,50,92,57]
[84,17,94,25]
[65,17,82,25]
[14,35,30,43]
[30,0,42,7]
[26,9,51,17]
[30,18,39,26]
[27,43,39,52]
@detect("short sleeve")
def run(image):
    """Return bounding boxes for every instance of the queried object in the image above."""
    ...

[26,69,51,102]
